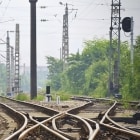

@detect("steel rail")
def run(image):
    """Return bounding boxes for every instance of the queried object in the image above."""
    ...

[52,112,94,139]
[71,96,140,138]
[19,123,70,140]
[67,99,93,114]
[18,113,69,140]
[67,112,94,138]
[84,118,100,140]
[52,113,76,139]
[0,96,59,115]
[1,96,68,139]
[0,103,28,140]
[100,100,140,138]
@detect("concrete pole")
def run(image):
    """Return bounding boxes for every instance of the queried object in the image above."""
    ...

[29,0,38,99]
[6,31,11,94]
[130,17,134,73]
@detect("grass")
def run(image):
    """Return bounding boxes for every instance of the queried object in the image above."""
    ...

[33,94,45,101]
[15,93,29,101]
[15,91,72,102]
[52,91,71,101]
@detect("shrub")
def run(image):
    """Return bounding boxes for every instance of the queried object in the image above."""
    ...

[16,93,29,101]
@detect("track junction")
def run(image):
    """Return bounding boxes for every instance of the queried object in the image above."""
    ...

[0,96,140,140]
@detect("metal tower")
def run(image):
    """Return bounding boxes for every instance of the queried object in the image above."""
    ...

[6,31,11,94]
[62,3,69,70]
[109,0,121,95]
[11,46,14,92]
[14,24,20,94]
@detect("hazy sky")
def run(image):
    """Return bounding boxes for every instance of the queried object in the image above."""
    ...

[0,0,140,66]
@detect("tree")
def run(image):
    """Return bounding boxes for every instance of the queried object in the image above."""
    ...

[61,52,86,93]
[45,37,140,100]
[120,36,140,100]
[133,36,140,98]
[62,39,109,96]
[119,41,131,99]
[82,39,109,96]
[46,56,63,90]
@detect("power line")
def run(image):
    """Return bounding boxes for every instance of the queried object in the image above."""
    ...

[1,0,12,18]
[0,18,14,23]
[76,18,109,21]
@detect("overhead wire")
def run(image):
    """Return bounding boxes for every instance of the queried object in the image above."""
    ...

[77,0,97,17]
[1,0,12,18]
[0,0,13,40]
[69,0,110,31]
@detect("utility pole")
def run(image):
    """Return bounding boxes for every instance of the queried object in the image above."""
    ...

[121,16,134,94]
[29,0,38,99]
[6,31,11,94]
[62,3,69,70]
[60,2,77,70]
[14,24,20,95]
[109,0,121,96]
[130,17,134,73]
[60,48,62,60]
[11,46,14,94]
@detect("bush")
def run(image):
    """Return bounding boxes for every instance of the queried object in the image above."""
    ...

[52,91,71,101]
[34,94,45,101]
[16,93,29,101]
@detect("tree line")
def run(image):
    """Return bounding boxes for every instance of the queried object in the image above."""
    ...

[46,36,140,100]
[0,36,140,100]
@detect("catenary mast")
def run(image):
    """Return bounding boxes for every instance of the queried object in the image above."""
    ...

[14,24,20,95]
[62,3,69,70]
[109,0,121,95]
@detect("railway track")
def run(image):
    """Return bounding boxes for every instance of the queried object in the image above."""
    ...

[0,96,59,117]
[0,103,27,140]
[18,113,70,140]
[109,102,140,133]
[70,96,140,139]
[99,100,140,139]
[19,112,99,140]
[0,95,140,139]
[0,96,59,139]
[69,97,113,120]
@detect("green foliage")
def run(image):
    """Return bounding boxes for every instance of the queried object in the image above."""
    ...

[46,56,63,90]
[84,60,108,93]
[46,38,110,97]
[132,36,140,99]
[45,36,140,100]
[15,93,29,101]
[82,39,109,62]
[52,91,71,101]
[66,55,86,93]
[119,36,140,100]
[34,94,45,101]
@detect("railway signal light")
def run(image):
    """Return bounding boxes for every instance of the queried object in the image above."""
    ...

[46,86,51,102]
[46,86,50,94]
[122,17,131,32]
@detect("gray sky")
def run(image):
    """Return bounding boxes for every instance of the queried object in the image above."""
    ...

[0,0,140,66]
